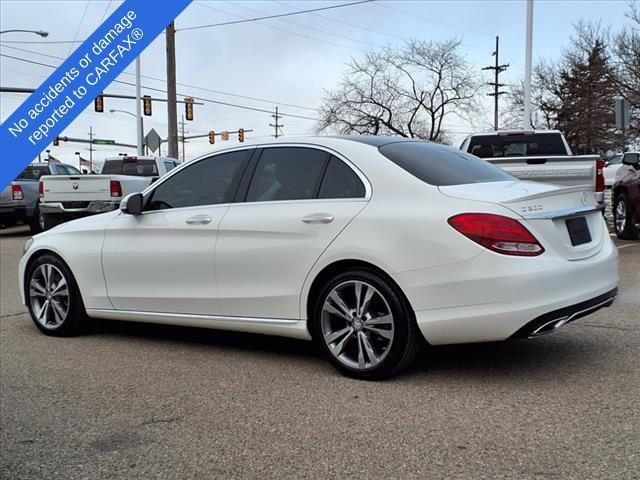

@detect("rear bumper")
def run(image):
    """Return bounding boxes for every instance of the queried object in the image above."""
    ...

[509,288,617,338]
[398,233,619,346]
[40,201,118,215]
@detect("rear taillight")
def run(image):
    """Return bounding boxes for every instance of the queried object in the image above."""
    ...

[596,159,605,193]
[110,180,122,197]
[11,183,23,201]
[448,213,544,257]
[38,180,44,198]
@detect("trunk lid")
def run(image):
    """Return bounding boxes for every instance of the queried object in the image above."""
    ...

[439,180,605,260]
[41,175,112,202]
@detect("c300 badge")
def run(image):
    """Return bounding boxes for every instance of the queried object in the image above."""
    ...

[521,203,543,213]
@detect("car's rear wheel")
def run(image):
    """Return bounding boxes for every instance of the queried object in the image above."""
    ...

[311,269,421,380]
[26,254,88,336]
[614,193,639,240]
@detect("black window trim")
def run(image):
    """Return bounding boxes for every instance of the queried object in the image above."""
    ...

[140,147,256,214]
[232,144,371,204]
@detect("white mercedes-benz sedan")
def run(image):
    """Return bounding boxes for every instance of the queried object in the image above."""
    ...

[19,136,619,379]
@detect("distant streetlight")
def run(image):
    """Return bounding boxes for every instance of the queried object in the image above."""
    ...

[0,29,49,37]
[110,109,144,154]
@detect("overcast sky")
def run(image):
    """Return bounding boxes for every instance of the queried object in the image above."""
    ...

[0,0,632,168]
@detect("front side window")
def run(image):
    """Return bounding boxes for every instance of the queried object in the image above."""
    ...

[164,161,178,173]
[318,157,366,199]
[245,147,329,202]
[379,141,514,186]
[145,150,249,211]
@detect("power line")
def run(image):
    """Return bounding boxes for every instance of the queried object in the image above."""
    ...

[179,0,375,32]
[274,0,405,41]
[195,2,368,53]
[224,1,384,49]
[0,53,319,121]
[375,2,494,38]
[67,0,90,56]
[1,44,320,112]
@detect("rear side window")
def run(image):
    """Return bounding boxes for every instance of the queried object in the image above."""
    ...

[64,166,82,175]
[17,165,50,180]
[102,159,159,176]
[379,142,514,186]
[246,147,329,202]
[164,161,177,172]
[467,133,567,158]
[146,150,249,210]
[318,157,366,199]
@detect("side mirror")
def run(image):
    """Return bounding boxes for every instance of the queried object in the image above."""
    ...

[120,192,143,215]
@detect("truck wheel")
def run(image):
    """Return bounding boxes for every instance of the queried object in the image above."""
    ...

[38,213,54,232]
[29,208,43,234]
[614,193,639,240]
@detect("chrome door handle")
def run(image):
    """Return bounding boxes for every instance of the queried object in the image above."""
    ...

[302,213,334,224]
[186,214,212,225]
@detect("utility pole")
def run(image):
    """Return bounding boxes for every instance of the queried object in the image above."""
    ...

[88,126,94,172]
[165,21,178,159]
[178,115,188,162]
[523,0,534,129]
[269,106,284,138]
[135,55,143,156]
[482,36,509,131]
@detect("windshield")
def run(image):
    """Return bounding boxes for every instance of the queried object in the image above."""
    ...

[467,133,567,158]
[379,142,514,186]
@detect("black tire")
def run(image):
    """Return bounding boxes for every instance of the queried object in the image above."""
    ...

[613,193,639,240]
[38,213,55,232]
[25,254,88,337]
[310,268,422,380]
[28,207,43,234]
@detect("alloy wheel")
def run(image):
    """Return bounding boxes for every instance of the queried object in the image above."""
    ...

[615,200,626,233]
[29,264,70,329]
[321,280,394,370]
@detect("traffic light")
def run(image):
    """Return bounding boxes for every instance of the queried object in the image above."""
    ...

[94,94,104,112]
[143,95,152,116]
[53,136,59,146]
[221,131,229,141]
[184,97,194,121]
[208,131,215,144]
[238,128,245,143]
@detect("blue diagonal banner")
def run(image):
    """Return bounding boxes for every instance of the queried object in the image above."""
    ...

[0,0,192,189]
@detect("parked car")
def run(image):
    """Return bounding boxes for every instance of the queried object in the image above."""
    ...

[38,156,178,230]
[460,130,605,208]
[603,153,625,187]
[612,152,640,240]
[0,162,81,233]
[19,137,619,379]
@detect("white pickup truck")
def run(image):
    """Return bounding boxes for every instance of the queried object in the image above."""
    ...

[460,130,605,208]
[39,156,178,230]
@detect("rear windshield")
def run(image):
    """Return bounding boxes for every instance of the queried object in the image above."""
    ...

[102,159,158,176]
[17,165,50,180]
[467,133,567,158]
[379,142,514,186]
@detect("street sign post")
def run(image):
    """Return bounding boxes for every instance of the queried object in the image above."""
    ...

[615,98,630,152]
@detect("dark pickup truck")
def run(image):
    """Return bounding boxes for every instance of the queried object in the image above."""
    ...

[0,162,81,233]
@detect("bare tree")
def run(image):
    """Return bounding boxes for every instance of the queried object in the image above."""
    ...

[317,39,483,142]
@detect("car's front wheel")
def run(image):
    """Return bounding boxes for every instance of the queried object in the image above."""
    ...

[614,192,639,240]
[311,269,421,380]
[26,254,88,336]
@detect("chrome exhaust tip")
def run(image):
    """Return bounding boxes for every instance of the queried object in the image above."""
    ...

[529,316,571,337]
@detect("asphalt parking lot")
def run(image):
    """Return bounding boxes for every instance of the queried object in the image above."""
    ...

[1,225,639,480]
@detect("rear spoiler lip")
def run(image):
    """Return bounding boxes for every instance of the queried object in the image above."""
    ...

[520,206,600,220]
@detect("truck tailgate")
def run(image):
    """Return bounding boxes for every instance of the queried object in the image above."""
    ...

[486,155,599,187]
[41,175,112,202]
